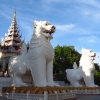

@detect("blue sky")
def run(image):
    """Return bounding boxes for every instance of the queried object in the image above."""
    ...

[0,0,100,65]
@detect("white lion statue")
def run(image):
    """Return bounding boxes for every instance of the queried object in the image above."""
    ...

[8,20,59,87]
[66,48,98,87]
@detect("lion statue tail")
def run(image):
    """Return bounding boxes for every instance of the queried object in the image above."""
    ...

[20,42,27,55]
[73,62,78,69]
[65,62,78,73]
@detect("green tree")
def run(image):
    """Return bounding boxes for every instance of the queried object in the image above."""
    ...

[94,63,100,86]
[53,45,81,81]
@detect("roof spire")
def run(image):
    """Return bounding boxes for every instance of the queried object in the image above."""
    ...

[0,10,22,53]
[13,10,16,19]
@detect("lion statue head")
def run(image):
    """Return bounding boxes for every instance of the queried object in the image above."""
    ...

[30,21,56,49]
[79,48,96,67]
[33,20,55,39]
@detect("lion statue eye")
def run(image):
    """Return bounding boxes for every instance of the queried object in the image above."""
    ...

[45,23,48,26]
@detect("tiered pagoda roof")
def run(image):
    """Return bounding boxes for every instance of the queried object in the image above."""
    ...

[0,11,22,53]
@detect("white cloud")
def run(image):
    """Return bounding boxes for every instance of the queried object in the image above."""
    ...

[0,12,11,20]
[19,22,33,40]
[28,0,34,4]
[42,0,67,3]
[81,9,100,21]
[73,28,92,35]
[53,24,75,37]
[78,36,99,43]
[54,23,94,38]
[75,0,100,8]
[94,13,100,20]
[56,24,75,31]
[81,10,91,17]
[74,0,100,21]
[0,4,13,21]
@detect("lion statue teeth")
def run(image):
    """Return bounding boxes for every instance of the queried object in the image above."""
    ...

[8,20,59,87]
[66,48,98,87]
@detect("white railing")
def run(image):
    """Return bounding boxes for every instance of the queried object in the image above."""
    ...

[70,89,100,94]
[2,91,76,100]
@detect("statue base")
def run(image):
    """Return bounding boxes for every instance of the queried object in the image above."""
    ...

[2,86,100,100]
[2,86,77,100]
[2,86,100,94]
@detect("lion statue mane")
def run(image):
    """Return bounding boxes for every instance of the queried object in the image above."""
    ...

[66,48,98,87]
[8,20,59,87]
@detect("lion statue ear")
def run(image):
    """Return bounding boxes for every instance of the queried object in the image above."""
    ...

[33,20,38,29]
[82,47,84,50]
[82,47,86,55]
[82,47,84,53]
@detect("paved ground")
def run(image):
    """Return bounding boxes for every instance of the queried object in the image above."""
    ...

[0,96,8,100]
[77,94,100,100]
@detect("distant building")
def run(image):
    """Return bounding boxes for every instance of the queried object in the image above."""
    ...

[0,11,23,73]
[0,11,22,53]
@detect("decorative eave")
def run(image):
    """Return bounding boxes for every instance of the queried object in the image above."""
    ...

[1,38,5,46]
[0,52,18,58]
[5,41,21,46]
